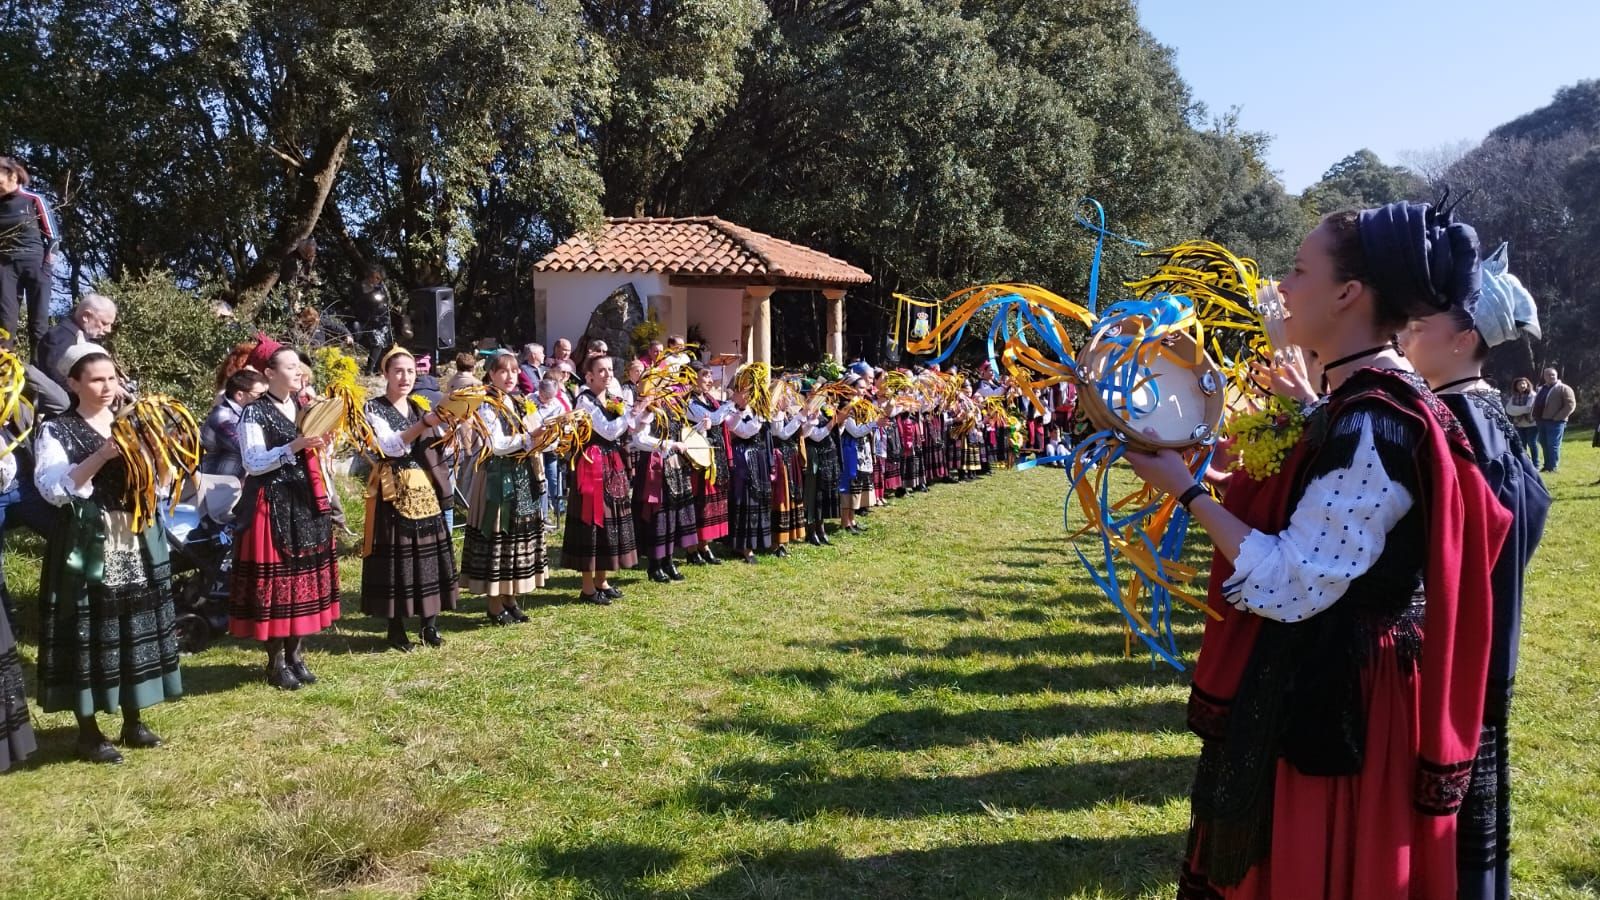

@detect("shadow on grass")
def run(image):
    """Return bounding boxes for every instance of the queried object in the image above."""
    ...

[834,700,1181,750]
[512,840,686,896]
[682,834,1183,899]
[681,754,1193,820]
[895,606,989,622]
[854,660,1185,696]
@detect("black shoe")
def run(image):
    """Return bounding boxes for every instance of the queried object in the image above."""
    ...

[266,660,302,691]
[666,560,685,581]
[648,563,672,583]
[77,739,124,764]
[120,721,163,749]
[703,547,723,565]
[600,585,623,600]
[774,545,789,558]
[290,659,317,684]
[742,555,758,565]
[486,609,514,627]
[819,527,832,545]
[581,591,613,606]
[504,601,531,624]
[420,625,443,648]
[687,550,706,565]
[806,530,823,546]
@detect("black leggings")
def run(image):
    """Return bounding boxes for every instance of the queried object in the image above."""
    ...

[0,255,51,349]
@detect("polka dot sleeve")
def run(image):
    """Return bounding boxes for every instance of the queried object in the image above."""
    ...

[1221,415,1414,623]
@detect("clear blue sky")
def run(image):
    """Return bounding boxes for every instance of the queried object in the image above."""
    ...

[1138,0,1600,191]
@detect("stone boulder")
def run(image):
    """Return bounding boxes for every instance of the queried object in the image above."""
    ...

[581,281,646,359]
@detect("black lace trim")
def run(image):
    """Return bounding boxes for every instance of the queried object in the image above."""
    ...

[240,397,330,554]
[1415,756,1475,816]
[47,414,131,511]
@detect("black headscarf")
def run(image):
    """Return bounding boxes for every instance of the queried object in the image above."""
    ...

[1357,200,1481,321]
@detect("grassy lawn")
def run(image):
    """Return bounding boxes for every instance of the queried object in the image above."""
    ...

[1,435,1597,899]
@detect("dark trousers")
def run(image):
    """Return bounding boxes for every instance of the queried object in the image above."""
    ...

[0,256,52,349]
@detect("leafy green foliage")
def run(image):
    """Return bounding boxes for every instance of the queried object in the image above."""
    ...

[104,271,246,412]
[1300,149,1427,218]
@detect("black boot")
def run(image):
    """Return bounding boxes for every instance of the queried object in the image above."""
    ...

[387,618,415,653]
[265,640,302,691]
[703,546,723,565]
[420,616,443,648]
[774,544,789,558]
[76,715,123,764]
[120,711,163,749]
[504,600,531,624]
[818,522,832,545]
[806,525,823,546]
[666,558,685,581]
[287,637,317,684]
[648,561,671,583]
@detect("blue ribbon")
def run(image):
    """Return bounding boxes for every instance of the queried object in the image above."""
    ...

[1074,198,1151,316]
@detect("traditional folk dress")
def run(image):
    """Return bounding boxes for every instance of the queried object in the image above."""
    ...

[769,413,807,544]
[0,453,36,771]
[34,413,183,718]
[461,390,548,595]
[1439,388,1550,900]
[687,395,732,543]
[923,410,947,483]
[896,412,924,493]
[961,421,984,475]
[228,393,341,640]
[631,416,698,562]
[840,417,876,511]
[561,389,639,572]
[727,406,774,553]
[880,417,903,494]
[1178,369,1510,900]
[803,414,841,523]
[944,411,964,480]
[361,396,460,616]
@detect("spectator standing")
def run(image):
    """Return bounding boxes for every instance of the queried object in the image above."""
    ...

[1504,376,1540,466]
[1532,366,1576,473]
[0,156,58,350]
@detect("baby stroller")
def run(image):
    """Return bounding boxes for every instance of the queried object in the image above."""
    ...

[163,477,240,654]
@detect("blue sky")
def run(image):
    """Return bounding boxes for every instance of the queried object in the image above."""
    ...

[1138,0,1600,191]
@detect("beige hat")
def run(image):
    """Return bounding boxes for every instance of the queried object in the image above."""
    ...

[57,342,111,380]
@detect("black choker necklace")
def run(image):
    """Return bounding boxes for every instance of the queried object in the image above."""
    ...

[1319,343,1394,393]
[1432,376,1483,394]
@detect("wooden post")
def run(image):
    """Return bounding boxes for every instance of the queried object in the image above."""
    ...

[744,285,776,364]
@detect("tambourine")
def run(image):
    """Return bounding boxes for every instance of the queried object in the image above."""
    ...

[296,394,348,439]
[1073,318,1224,452]
[437,390,487,421]
[679,429,714,469]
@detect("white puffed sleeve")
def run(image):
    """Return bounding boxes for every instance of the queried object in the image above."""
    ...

[479,402,534,456]
[772,415,804,440]
[1221,418,1414,623]
[577,393,636,442]
[33,420,96,505]
[729,408,764,439]
[240,404,297,476]
[842,417,874,438]
[0,451,15,494]
[367,405,412,459]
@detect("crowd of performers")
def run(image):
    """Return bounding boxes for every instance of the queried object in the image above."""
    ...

[0,197,1563,900]
[0,335,1057,766]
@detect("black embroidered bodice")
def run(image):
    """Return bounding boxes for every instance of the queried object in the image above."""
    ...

[49,413,131,512]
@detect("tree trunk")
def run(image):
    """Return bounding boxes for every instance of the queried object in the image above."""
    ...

[232,125,354,317]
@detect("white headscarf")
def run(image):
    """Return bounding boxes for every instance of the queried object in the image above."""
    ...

[56,342,110,380]
[1471,243,1540,348]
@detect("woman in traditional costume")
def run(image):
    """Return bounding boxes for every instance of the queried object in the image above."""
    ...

[36,345,182,761]
[229,336,340,691]
[1127,202,1511,899]
[686,364,731,565]
[839,387,876,528]
[562,354,643,603]
[632,402,697,583]
[726,365,773,563]
[461,351,547,623]
[361,347,458,651]
[802,389,844,546]
[0,449,34,771]
[768,387,807,556]
[1399,244,1550,900]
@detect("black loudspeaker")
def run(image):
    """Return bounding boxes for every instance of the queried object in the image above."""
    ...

[410,287,455,352]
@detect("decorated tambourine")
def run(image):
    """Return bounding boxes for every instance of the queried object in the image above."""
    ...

[1074,316,1225,452]
[678,429,714,470]
[296,394,348,439]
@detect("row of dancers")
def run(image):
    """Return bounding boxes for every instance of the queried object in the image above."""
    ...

[0,335,1034,765]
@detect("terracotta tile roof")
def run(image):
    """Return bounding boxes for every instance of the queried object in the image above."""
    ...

[534,216,872,286]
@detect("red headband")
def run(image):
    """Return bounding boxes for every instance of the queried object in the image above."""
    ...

[246,333,284,371]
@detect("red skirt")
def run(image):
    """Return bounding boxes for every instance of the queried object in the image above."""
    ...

[227,488,341,641]
[1181,627,1448,899]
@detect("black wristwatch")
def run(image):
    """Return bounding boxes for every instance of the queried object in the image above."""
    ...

[1177,483,1208,510]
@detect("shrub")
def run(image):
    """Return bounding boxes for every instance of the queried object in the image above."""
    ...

[103,271,249,413]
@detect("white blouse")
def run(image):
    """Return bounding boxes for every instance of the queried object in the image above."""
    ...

[478,397,536,457]
[240,395,303,475]
[728,407,764,440]
[1221,418,1414,623]
[771,414,805,440]
[33,419,99,506]
[575,392,640,443]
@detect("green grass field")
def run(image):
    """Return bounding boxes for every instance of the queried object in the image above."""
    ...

[2,436,1597,899]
